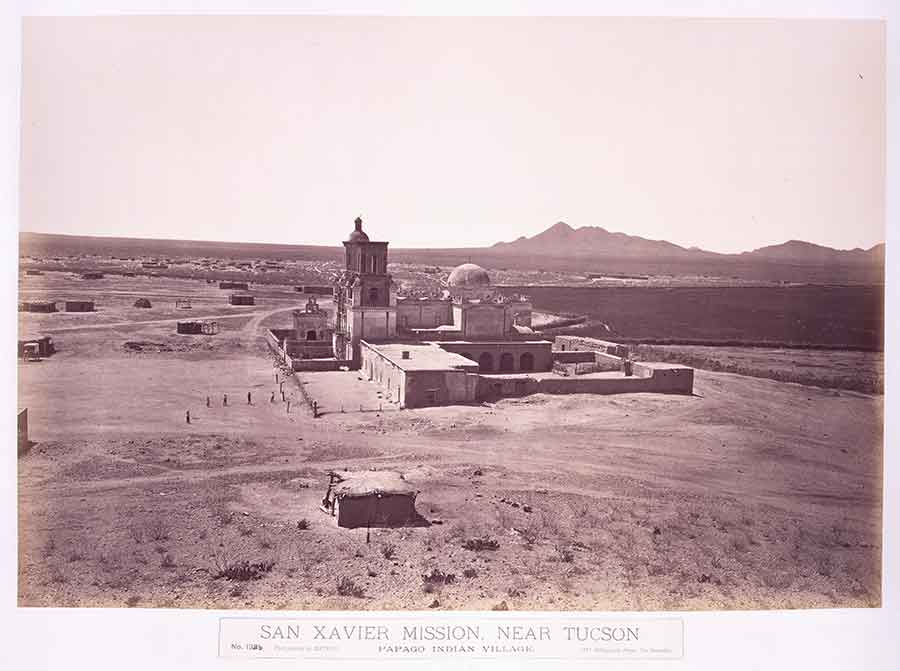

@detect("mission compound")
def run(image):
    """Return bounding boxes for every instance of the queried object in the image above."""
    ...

[266,217,694,408]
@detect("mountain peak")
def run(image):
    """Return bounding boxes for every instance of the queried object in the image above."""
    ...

[548,221,574,233]
[492,221,694,258]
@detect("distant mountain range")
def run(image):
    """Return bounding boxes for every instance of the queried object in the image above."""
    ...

[491,222,884,265]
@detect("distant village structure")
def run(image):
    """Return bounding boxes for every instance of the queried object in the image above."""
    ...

[267,217,694,409]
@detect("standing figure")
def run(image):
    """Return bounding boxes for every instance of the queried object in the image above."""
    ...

[247,391,252,405]
[223,393,228,406]
[186,410,191,424]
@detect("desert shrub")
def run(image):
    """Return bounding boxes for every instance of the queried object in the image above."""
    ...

[125,595,141,608]
[216,510,235,526]
[381,543,396,560]
[463,536,499,552]
[214,559,276,581]
[66,549,85,563]
[128,525,145,544]
[296,519,310,530]
[556,546,575,563]
[422,568,456,591]
[160,553,176,569]
[146,519,169,541]
[258,535,274,550]
[463,568,478,579]
[336,577,365,598]
[41,537,56,558]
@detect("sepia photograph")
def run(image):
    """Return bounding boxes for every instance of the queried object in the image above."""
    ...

[12,11,887,624]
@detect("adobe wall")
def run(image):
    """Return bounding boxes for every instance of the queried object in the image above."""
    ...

[476,376,539,400]
[503,302,533,331]
[554,335,630,358]
[403,369,478,407]
[462,304,507,339]
[397,299,452,330]
[360,341,407,406]
[294,358,347,372]
[633,362,695,393]
[266,329,345,371]
[552,350,595,364]
[336,494,419,529]
[438,341,553,373]
[594,351,625,371]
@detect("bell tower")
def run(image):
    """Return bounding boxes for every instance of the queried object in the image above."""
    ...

[333,217,397,365]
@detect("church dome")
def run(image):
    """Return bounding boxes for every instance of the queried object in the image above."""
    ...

[448,263,491,288]
[347,216,369,243]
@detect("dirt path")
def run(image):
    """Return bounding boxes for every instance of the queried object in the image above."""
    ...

[40,310,271,333]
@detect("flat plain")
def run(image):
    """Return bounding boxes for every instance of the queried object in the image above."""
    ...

[16,272,882,611]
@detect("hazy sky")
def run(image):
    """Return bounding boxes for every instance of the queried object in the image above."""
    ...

[19,16,885,252]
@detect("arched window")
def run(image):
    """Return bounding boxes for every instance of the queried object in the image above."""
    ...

[306,329,317,341]
[520,352,535,372]
[499,352,515,372]
[478,352,494,372]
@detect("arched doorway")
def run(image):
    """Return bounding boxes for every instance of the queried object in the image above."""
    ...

[478,352,494,372]
[306,329,317,341]
[520,352,534,372]
[499,352,515,372]
[368,287,379,304]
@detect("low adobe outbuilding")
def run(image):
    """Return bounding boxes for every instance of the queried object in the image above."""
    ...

[176,320,203,335]
[64,300,95,312]
[229,294,255,306]
[133,298,152,308]
[220,281,249,290]
[19,301,56,313]
[18,336,54,358]
[321,470,423,529]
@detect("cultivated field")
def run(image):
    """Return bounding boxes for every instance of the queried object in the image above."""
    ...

[511,285,885,349]
[16,275,882,611]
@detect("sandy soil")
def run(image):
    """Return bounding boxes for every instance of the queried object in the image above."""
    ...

[16,277,882,612]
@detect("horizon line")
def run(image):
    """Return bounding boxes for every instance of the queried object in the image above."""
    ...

[17,228,886,256]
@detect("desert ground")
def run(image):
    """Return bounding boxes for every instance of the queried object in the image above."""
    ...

[17,273,882,611]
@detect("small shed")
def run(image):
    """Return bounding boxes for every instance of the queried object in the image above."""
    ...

[65,300,95,312]
[133,298,152,308]
[220,281,249,290]
[18,336,54,358]
[176,320,203,334]
[229,294,255,306]
[20,301,56,313]
[80,272,105,280]
[321,470,421,529]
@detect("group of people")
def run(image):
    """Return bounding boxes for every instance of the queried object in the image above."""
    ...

[185,373,294,424]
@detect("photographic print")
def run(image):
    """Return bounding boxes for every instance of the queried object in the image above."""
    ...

[16,16,884,612]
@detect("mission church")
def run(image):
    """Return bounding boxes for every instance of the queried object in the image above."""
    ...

[267,217,693,408]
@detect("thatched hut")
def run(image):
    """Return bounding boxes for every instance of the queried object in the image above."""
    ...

[133,298,152,308]
[321,470,421,529]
